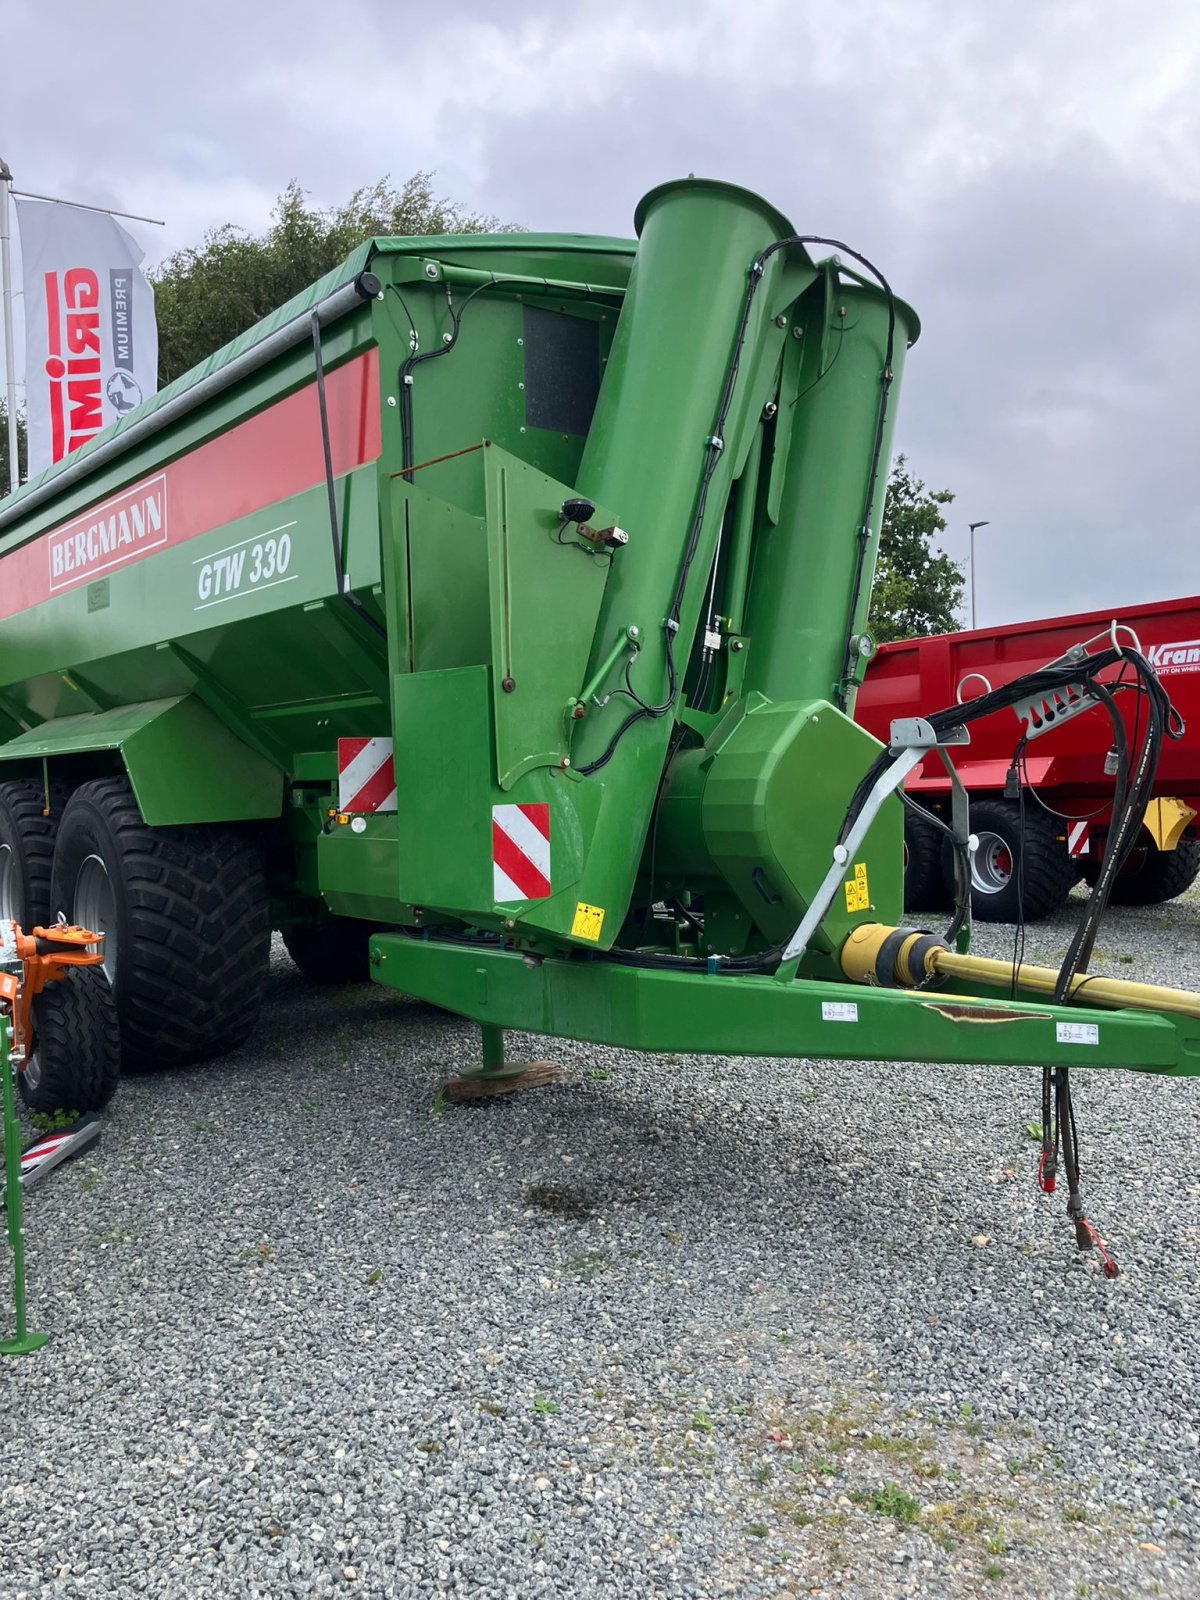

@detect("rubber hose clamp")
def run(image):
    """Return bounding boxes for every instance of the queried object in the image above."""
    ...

[874,926,921,988]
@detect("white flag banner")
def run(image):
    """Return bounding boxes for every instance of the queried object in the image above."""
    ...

[15,198,157,476]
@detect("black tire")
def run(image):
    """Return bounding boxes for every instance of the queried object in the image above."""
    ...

[19,964,121,1115]
[282,916,382,983]
[0,779,70,929]
[50,777,270,1070]
[903,811,946,911]
[1108,835,1200,906]
[962,798,1075,923]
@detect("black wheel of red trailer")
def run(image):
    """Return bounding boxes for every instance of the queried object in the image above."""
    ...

[282,916,384,983]
[962,798,1075,923]
[50,777,270,1071]
[902,811,946,911]
[1107,834,1200,906]
[0,779,71,929]
[19,964,121,1116]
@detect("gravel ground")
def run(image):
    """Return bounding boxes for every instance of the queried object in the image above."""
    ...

[2,888,1200,1599]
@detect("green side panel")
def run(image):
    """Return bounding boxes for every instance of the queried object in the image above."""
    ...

[370,936,1200,1076]
[0,696,282,824]
[390,481,492,674]
[481,446,613,788]
[388,665,602,932]
[318,814,414,922]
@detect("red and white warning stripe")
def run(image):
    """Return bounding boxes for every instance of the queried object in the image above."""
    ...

[492,803,551,902]
[20,1132,75,1176]
[337,737,397,814]
[1067,821,1089,858]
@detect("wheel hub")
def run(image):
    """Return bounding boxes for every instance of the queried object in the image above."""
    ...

[972,830,1014,895]
[73,854,118,982]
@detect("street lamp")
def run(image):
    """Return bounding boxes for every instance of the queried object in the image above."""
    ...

[968,521,990,629]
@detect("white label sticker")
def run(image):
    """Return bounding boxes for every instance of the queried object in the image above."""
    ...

[822,1001,859,1023]
[1056,1021,1099,1046]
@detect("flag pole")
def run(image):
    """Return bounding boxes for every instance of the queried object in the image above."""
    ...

[0,158,18,495]
[8,189,165,229]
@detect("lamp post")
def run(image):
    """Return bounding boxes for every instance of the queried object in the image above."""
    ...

[968,520,990,629]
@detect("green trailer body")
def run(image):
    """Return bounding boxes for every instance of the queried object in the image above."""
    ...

[1,177,1199,1094]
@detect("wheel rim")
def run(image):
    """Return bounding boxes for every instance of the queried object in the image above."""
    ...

[74,853,118,981]
[972,830,1014,895]
[0,842,18,922]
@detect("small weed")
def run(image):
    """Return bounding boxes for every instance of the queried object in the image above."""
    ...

[855,1483,919,1526]
[1064,1504,1088,1524]
[366,1268,382,1285]
[479,1400,507,1418]
[532,1395,558,1415]
[1025,1121,1044,1142]
[426,1087,448,1119]
[128,1157,145,1173]
[985,1535,1008,1555]
[30,1107,80,1132]
[957,1402,974,1419]
[80,1171,99,1194]
[984,1563,1004,1581]
[418,1439,441,1454]
[691,1408,715,1433]
[964,1420,983,1437]
[193,1118,216,1134]
[753,1465,773,1484]
[589,1069,610,1081]
[744,1524,769,1539]
[1006,1459,1022,1477]
[814,1459,837,1476]
[1118,954,1134,965]
[300,1100,317,1112]
[725,1399,752,1416]
[791,1511,813,1528]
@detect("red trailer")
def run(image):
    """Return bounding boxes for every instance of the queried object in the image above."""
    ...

[855,595,1200,920]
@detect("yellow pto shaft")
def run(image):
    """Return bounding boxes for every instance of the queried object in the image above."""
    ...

[841,923,1200,1020]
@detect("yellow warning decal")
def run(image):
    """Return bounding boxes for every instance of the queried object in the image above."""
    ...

[844,861,870,913]
[571,901,605,941]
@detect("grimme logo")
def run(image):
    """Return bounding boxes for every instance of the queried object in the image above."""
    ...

[1146,638,1200,676]
[43,266,143,458]
[48,476,168,592]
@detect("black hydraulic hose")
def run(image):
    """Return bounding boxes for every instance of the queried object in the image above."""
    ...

[578,233,898,775]
[310,313,387,641]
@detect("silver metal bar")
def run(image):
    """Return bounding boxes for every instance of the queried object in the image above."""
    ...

[0,275,375,531]
[0,158,18,495]
[10,189,165,227]
[780,746,925,961]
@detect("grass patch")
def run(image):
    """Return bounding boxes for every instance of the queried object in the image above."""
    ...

[851,1482,920,1526]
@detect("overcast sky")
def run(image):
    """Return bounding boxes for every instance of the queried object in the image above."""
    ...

[4,0,1198,628]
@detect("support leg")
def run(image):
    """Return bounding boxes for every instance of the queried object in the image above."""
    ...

[441,1023,563,1103]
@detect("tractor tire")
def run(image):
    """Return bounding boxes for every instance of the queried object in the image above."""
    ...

[903,811,946,912]
[19,964,121,1116]
[1108,835,1200,906]
[0,779,70,929]
[962,798,1075,923]
[282,916,383,983]
[50,777,270,1071]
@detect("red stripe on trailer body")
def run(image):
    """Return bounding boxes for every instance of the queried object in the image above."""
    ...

[0,349,382,620]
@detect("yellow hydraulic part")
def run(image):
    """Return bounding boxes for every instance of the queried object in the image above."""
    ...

[1142,796,1196,854]
[841,923,1200,1021]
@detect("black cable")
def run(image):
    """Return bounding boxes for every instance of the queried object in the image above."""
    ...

[578,233,898,775]
[310,313,387,641]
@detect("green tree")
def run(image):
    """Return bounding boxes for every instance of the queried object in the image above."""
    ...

[869,456,963,642]
[151,174,512,386]
[0,399,26,495]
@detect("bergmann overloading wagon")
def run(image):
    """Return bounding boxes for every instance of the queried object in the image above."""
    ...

[1,179,1198,1269]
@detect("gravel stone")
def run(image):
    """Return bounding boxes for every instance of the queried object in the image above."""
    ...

[1,886,1198,1597]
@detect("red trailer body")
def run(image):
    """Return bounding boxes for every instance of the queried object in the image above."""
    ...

[855,595,1200,919]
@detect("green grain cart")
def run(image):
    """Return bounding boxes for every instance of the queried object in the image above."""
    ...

[1,180,1197,1205]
